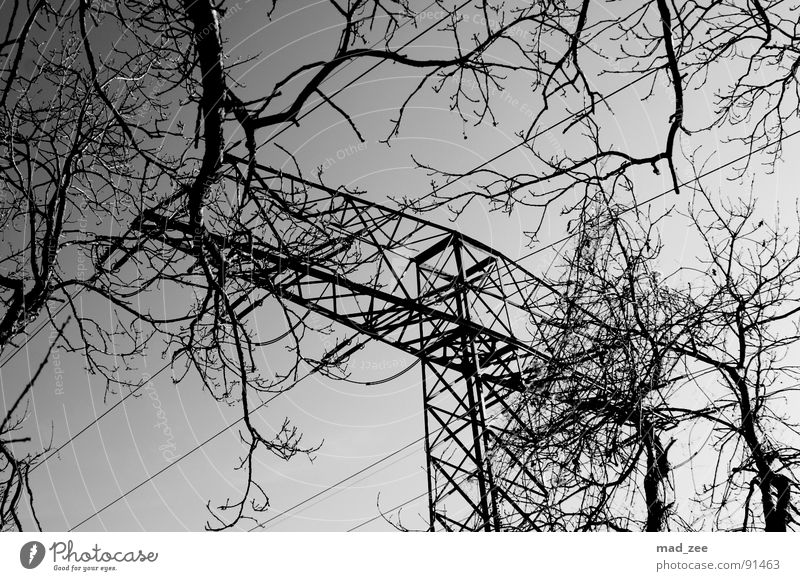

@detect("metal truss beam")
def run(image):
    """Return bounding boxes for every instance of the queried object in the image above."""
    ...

[139,159,560,531]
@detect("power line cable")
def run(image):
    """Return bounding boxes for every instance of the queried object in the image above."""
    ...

[260,0,487,146]
[410,0,790,210]
[67,335,369,531]
[71,361,505,531]
[248,437,425,531]
[250,397,515,531]
[347,489,430,531]
[27,358,174,476]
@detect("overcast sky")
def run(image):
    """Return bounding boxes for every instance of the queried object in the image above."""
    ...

[2,0,799,532]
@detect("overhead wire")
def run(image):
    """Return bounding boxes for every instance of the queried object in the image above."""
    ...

[72,361,514,531]
[520,124,800,262]
[409,0,790,225]
[66,333,370,531]
[248,437,424,531]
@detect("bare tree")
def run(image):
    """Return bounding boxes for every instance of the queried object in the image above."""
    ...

[514,184,800,531]
[490,192,686,531]
[0,321,66,532]
[663,192,800,531]
[409,1,800,234]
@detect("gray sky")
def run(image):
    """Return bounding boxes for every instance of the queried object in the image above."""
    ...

[2,0,799,531]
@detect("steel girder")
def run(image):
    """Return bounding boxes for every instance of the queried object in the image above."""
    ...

[138,160,561,531]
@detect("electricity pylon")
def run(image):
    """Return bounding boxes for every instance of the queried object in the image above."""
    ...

[140,158,559,531]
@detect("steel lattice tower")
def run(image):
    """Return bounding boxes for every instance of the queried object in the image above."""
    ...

[140,158,559,531]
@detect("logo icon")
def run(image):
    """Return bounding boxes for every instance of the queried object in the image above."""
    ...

[20,541,46,569]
